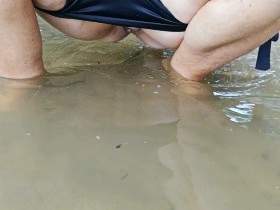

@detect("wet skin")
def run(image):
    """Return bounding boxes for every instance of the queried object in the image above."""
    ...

[0,0,279,80]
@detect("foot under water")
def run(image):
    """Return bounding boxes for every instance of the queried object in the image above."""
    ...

[0,18,279,210]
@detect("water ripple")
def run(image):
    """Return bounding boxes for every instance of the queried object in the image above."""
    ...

[223,101,256,124]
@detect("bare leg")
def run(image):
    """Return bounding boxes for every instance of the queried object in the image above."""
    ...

[34,0,129,42]
[0,0,44,79]
[171,0,280,81]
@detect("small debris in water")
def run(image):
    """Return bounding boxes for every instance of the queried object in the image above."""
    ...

[115,144,122,149]
[96,136,101,140]
[26,132,31,136]
[144,141,149,144]
[275,186,280,190]
[153,91,159,94]
[121,173,128,180]
[156,84,161,88]
[261,153,269,160]
[115,142,128,149]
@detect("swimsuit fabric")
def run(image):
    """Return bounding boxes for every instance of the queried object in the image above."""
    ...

[36,0,188,31]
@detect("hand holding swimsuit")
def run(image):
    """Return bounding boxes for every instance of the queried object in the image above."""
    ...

[36,0,279,71]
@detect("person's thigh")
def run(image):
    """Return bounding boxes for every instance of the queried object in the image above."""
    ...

[132,0,209,49]
[33,0,66,11]
[0,0,44,79]
[34,0,128,41]
[184,0,280,51]
[171,0,280,80]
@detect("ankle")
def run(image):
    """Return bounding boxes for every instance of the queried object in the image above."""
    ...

[0,61,45,80]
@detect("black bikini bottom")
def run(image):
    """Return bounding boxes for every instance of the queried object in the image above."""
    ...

[36,0,188,32]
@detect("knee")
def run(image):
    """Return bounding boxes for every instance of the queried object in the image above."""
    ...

[33,0,66,11]
[186,0,280,50]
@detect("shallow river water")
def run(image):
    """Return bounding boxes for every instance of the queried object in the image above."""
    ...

[0,19,279,210]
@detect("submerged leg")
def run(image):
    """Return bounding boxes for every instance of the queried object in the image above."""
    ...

[171,0,280,81]
[0,0,44,79]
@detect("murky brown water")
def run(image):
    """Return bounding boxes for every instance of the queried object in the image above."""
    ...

[0,18,279,210]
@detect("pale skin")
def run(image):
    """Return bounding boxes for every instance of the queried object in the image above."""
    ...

[0,0,279,80]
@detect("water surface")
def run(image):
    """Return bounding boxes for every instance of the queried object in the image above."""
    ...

[0,19,279,210]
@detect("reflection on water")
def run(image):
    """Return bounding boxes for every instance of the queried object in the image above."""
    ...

[223,101,256,124]
[0,18,279,210]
